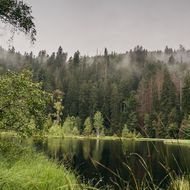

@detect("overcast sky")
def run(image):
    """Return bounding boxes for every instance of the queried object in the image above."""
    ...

[1,0,190,56]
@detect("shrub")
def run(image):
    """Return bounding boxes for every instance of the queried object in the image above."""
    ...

[63,116,81,135]
[122,124,141,138]
[72,127,80,136]
[48,123,64,137]
[179,116,190,139]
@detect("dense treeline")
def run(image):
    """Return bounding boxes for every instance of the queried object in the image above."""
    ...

[1,45,190,138]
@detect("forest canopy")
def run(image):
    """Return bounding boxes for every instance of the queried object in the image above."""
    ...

[0,45,190,138]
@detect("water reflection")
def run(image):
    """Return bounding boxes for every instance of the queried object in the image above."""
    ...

[33,138,190,189]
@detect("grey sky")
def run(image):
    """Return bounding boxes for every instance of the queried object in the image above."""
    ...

[1,0,190,56]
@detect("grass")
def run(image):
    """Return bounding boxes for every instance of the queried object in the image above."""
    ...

[50,135,169,143]
[164,139,190,146]
[1,133,190,190]
[2,130,190,144]
[0,139,92,190]
[169,177,190,190]
[63,135,122,141]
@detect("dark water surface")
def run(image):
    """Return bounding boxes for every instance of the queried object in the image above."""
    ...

[33,138,190,189]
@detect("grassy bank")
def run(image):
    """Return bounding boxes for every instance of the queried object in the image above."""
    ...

[0,140,86,190]
[164,139,190,146]
[59,136,190,146]
[169,177,190,190]
[63,135,122,141]
[48,135,166,142]
[2,131,190,145]
[1,136,190,189]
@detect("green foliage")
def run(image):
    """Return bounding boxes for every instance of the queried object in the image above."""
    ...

[127,112,138,133]
[182,71,190,117]
[122,124,140,138]
[0,70,50,136]
[110,83,120,134]
[155,116,167,138]
[1,45,190,139]
[160,68,178,128]
[83,117,92,136]
[53,89,64,125]
[122,91,138,133]
[167,123,179,138]
[0,0,36,42]
[169,177,190,190]
[93,111,104,137]
[44,115,53,133]
[48,123,64,137]
[0,140,80,190]
[144,114,155,138]
[72,126,80,136]
[122,124,131,138]
[179,116,190,139]
[63,116,81,135]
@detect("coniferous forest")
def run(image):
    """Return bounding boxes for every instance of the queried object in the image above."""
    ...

[1,45,190,139]
[2,1,190,189]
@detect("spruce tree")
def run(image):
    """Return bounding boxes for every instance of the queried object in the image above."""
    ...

[83,117,92,136]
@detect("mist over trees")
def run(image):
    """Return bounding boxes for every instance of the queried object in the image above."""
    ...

[1,44,190,138]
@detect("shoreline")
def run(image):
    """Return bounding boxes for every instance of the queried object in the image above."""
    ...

[1,131,190,146]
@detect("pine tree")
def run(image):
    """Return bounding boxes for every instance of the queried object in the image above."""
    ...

[110,84,120,134]
[127,112,138,133]
[160,68,177,134]
[73,51,80,67]
[83,117,92,136]
[182,71,190,117]
[155,115,167,138]
[144,113,155,138]
[122,91,138,132]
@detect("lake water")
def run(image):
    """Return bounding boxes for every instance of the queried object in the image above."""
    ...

[33,138,190,189]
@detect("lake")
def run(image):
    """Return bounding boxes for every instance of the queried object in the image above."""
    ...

[33,138,190,189]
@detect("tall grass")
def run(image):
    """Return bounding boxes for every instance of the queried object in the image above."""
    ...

[1,137,190,190]
[89,139,190,190]
[0,139,93,190]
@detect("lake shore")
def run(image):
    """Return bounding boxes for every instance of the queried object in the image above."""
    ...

[1,131,190,145]
[0,140,85,190]
[47,134,190,145]
[1,133,190,190]
[164,139,190,146]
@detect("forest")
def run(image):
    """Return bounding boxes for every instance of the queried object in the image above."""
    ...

[1,45,190,139]
[2,1,190,189]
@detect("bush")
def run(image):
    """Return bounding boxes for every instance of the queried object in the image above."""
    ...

[167,123,179,138]
[72,127,80,136]
[179,116,190,139]
[48,123,64,137]
[122,124,141,138]
[63,116,81,135]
